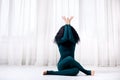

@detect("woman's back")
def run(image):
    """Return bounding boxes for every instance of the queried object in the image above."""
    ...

[56,25,79,62]
[58,40,76,61]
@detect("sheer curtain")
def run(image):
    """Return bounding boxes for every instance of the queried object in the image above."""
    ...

[0,0,120,66]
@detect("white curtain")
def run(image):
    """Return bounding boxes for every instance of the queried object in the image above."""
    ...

[0,0,120,66]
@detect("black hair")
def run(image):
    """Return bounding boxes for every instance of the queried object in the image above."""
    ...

[54,25,80,44]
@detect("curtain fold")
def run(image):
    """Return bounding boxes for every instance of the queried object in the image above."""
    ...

[0,0,120,66]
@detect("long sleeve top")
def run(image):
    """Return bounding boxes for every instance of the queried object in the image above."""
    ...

[57,24,76,62]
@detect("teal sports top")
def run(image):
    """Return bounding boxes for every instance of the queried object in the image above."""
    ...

[57,24,76,62]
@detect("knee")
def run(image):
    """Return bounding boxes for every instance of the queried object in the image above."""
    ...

[72,68,79,76]
[57,56,74,70]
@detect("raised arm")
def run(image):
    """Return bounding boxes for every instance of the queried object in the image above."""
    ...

[56,16,77,44]
[58,16,75,43]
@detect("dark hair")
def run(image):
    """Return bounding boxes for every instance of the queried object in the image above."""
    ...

[54,25,80,44]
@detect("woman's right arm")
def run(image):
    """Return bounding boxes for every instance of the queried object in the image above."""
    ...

[57,16,74,44]
[57,24,69,44]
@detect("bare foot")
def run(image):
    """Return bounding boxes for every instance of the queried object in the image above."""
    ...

[91,70,95,76]
[43,71,47,75]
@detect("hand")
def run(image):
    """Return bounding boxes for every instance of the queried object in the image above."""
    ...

[69,16,74,24]
[62,16,74,24]
[62,16,69,24]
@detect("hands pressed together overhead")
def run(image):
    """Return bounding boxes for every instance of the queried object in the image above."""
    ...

[62,16,74,24]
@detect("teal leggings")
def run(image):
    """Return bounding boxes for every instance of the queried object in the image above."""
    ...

[47,56,91,76]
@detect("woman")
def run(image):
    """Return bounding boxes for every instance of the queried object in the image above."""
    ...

[43,16,95,76]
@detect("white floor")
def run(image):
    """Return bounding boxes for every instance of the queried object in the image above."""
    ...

[0,66,120,80]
